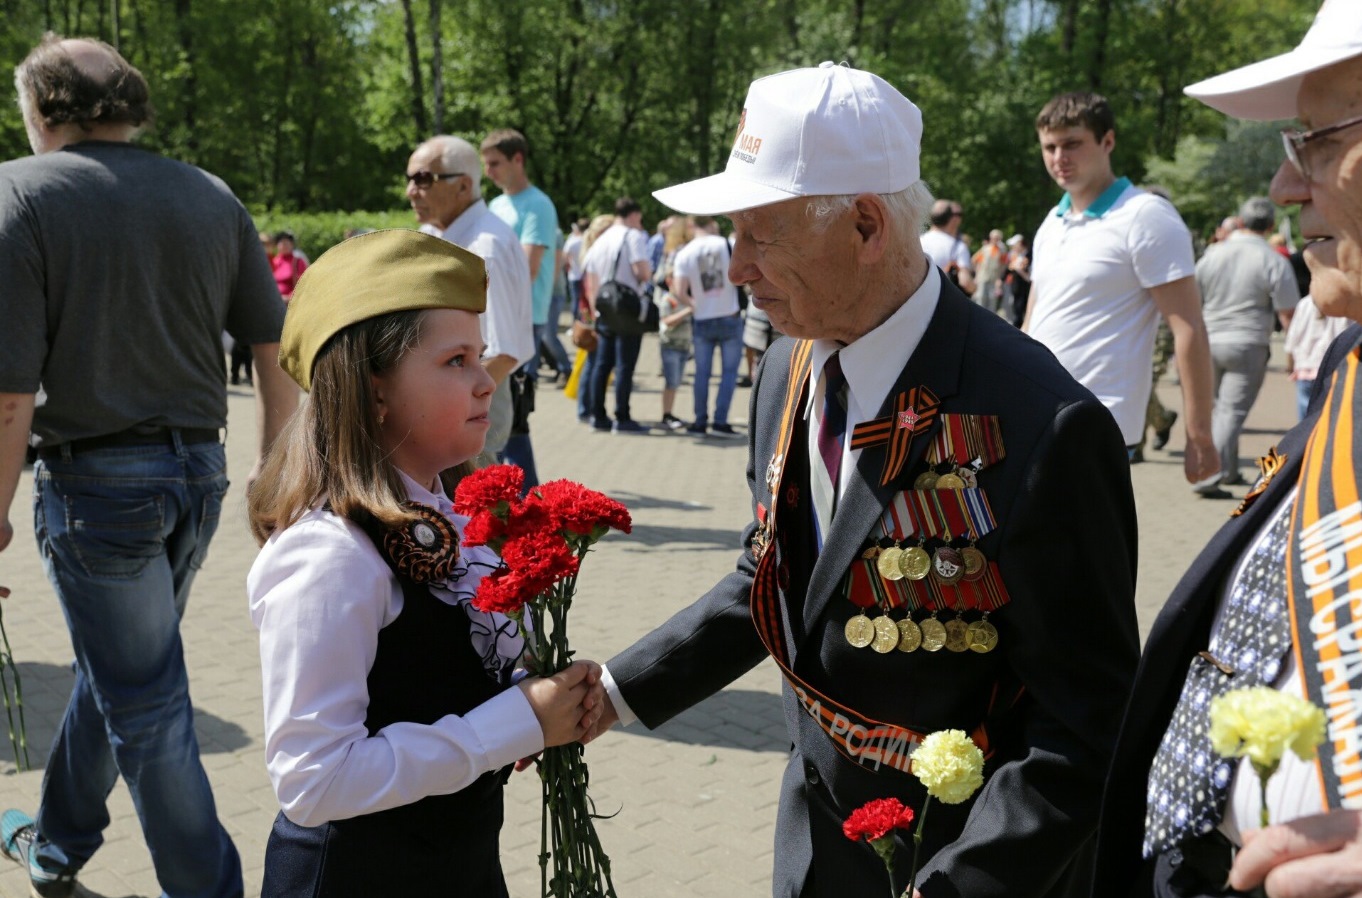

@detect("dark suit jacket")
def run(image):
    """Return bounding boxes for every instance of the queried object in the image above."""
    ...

[1091,324,1362,896]
[609,280,1140,897]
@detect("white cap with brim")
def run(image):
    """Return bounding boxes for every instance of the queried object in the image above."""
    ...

[1184,0,1362,121]
[653,62,923,216]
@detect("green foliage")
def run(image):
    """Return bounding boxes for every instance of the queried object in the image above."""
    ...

[251,209,419,258]
[0,0,1322,240]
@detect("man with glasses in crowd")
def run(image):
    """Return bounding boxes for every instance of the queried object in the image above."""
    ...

[1024,91,1220,490]
[405,135,534,466]
[1094,3,1362,896]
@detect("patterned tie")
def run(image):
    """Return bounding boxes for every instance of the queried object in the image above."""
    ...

[812,352,848,548]
[1143,502,1294,857]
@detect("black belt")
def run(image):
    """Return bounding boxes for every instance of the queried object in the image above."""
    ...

[37,426,221,459]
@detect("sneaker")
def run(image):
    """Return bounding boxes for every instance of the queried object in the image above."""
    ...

[686,422,708,436]
[591,419,613,432]
[662,414,686,432]
[1,810,76,898]
[1152,411,1177,450]
[711,424,743,439]
[737,376,754,388]
[613,419,649,434]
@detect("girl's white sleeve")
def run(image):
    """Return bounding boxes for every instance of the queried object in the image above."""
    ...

[247,513,544,827]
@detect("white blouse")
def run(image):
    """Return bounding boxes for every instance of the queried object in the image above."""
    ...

[248,473,542,827]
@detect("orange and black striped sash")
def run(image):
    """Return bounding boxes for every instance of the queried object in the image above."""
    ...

[1288,347,1362,810]
[750,341,1002,776]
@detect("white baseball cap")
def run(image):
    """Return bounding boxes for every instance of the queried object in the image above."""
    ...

[652,62,923,215]
[1184,0,1361,121]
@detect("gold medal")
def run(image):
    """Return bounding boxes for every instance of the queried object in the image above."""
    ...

[871,615,900,654]
[935,472,965,490]
[961,546,987,581]
[967,619,999,653]
[914,471,939,490]
[845,614,875,649]
[920,616,947,652]
[877,546,905,581]
[899,545,931,581]
[944,617,970,653]
[932,546,965,584]
[896,617,922,653]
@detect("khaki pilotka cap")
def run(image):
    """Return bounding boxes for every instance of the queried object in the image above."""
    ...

[278,229,488,391]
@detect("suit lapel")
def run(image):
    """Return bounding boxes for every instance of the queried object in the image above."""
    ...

[801,285,972,641]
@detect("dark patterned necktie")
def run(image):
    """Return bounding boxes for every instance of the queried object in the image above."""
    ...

[812,352,847,548]
[1143,502,1294,857]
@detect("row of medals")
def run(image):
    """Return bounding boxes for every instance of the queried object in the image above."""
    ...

[845,610,998,654]
[844,462,997,654]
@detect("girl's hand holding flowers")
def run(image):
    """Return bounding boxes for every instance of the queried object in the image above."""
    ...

[518,660,604,747]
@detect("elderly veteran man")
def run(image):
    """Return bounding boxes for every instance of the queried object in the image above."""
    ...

[588,62,1139,898]
[1093,4,1362,897]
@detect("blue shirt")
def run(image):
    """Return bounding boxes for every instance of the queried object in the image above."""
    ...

[489,185,559,325]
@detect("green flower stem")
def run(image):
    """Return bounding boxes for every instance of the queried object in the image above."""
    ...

[1253,762,1277,830]
[906,795,932,898]
[0,607,29,770]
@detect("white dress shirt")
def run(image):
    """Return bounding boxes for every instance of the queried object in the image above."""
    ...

[248,472,541,827]
[601,265,942,724]
[422,199,536,366]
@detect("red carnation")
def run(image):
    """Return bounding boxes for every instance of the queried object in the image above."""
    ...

[536,480,633,539]
[453,464,524,516]
[842,797,914,843]
[503,496,559,542]
[461,510,507,548]
[501,534,580,598]
[471,569,527,616]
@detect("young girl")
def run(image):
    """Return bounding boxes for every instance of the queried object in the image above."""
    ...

[246,229,602,896]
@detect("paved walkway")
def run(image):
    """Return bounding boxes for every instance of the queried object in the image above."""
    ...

[0,334,1302,897]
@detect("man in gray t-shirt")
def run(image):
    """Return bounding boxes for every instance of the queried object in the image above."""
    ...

[0,35,295,898]
[1194,196,1300,484]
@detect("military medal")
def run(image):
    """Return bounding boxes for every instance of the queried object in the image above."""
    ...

[961,546,987,581]
[935,472,965,490]
[944,616,970,653]
[878,544,906,581]
[871,615,900,654]
[765,452,785,493]
[900,544,931,581]
[845,613,875,649]
[914,470,939,490]
[919,615,947,652]
[896,617,922,653]
[967,617,999,653]
[932,545,965,585]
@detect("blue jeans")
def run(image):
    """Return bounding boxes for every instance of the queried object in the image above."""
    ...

[576,347,597,421]
[538,298,572,376]
[692,315,744,427]
[32,438,242,898]
[591,325,643,426]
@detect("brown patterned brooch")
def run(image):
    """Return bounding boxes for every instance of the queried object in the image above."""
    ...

[382,502,460,583]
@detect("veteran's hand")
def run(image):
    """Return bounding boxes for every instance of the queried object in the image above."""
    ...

[1229,810,1362,897]
[1184,432,1221,486]
[582,694,619,745]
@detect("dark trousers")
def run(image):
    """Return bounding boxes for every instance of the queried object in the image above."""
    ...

[591,325,643,426]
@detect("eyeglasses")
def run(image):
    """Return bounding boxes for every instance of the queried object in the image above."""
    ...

[1281,113,1362,179]
[405,170,464,189]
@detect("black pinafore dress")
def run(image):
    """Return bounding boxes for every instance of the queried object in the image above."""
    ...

[260,516,514,898]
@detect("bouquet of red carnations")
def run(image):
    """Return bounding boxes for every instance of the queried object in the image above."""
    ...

[453,464,630,898]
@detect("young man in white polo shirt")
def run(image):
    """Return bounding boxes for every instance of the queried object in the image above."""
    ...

[1024,91,1220,491]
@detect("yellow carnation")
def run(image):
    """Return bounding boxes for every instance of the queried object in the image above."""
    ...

[1208,687,1326,773]
[911,729,985,805]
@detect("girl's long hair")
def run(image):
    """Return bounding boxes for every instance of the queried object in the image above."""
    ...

[247,310,474,545]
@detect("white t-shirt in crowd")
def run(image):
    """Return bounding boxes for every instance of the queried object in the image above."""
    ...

[564,232,584,282]
[421,199,535,366]
[1028,178,1195,445]
[582,223,650,296]
[673,233,740,321]
[920,229,973,275]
